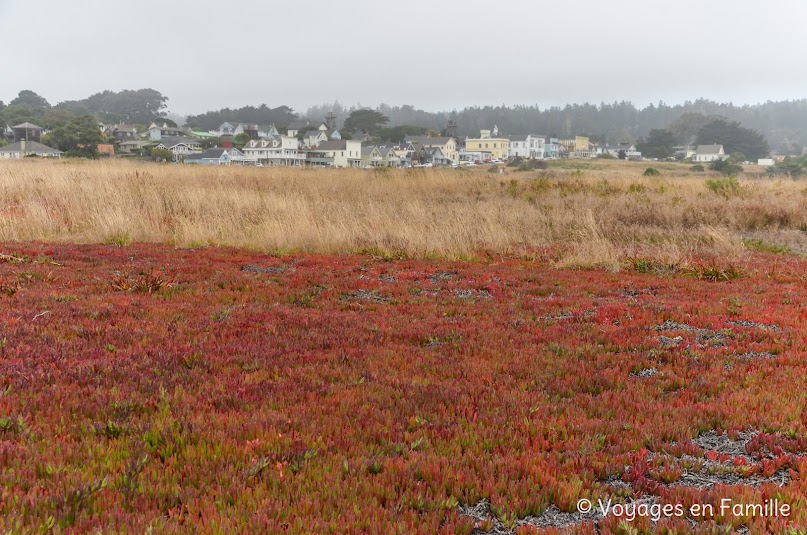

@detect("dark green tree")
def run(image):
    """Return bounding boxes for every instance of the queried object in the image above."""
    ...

[48,115,104,157]
[200,137,223,149]
[668,113,714,145]
[343,109,389,135]
[57,89,168,125]
[234,132,251,149]
[9,90,51,112]
[709,158,743,176]
[637,129,676,159]
[150,148,174,162]
[375,125,428,142]
[696,119,770,161]
[40,108,77,130]
[185,104,297,131]
[728,152,747,164]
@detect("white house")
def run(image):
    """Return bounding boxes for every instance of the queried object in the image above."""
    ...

[693,144,726,162]
[153,137,202,160]
[306,140,362,168]
[0,140,63,159]
[361,145,384,167]
[605,143,642,160]
[286,120,311,138]
[184,147,248,166]
[377,145,403,167]
[148,122,185,141]
[403,136,458,163]
[508,135,546,159]
[215,122,278,139]
[241,136,306,166]
[303,130,329,147]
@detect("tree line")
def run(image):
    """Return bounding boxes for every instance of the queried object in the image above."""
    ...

[4,88,806,156]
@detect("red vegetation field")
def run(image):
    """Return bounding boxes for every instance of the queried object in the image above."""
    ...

[2,243,807,533]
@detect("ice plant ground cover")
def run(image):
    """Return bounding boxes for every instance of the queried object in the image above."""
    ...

[1,243,807,533]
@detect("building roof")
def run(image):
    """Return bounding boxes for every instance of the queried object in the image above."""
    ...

[185,148,228,160]
[696,144,724,155]
[404,135,453,146]
[507,134,530,142]
[303,130,322,138]
[0,140,62,154]
[156,137,200,148]
[150,124,183,132]
[13,122,42,130]
[315,140,348,151]
[119,140,150,147]
[361,146,380,157]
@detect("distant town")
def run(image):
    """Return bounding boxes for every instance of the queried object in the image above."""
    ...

[1,88,804,169]
[0,119,777,169]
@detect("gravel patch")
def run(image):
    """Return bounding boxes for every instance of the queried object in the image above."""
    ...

[693,430,758,458]
[429,271,457,284]
[241,264,288,274]
[454,289,493,301]
[658,336,683,348]
[459,499,604,534]
[655,321,735,348]
[734,351,776,360]
[631,367,659,378]
[619,287,658,299]
[341,290,390,303]
[728,320,780,332]
[655,320,703,333]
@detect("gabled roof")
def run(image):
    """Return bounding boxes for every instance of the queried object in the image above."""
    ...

[608,143,636,151]
[13,122,42,130]
[150,123,183,131]
[185,148,228,160]
[155,136,200,148]
[361,146,382,157]
[303,130,323,138]
[404,135,453,146]
[696,144,724,155]
[0,140,62,154]
[119,140,150,147]
[507,134,530,142]
[314,140,349,151]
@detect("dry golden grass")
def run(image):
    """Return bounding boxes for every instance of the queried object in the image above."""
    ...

[0,158,805,267]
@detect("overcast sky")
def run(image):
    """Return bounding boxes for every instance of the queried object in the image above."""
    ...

[1,0,805,116]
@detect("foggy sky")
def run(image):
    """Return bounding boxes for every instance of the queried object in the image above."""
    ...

[1,0,806,116]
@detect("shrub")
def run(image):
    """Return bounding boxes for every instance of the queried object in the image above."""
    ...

[643,167,661,177]
[709,159,743,176]
[151,148,174,162]
[488,166,500,173]
[691,164,705,172]
[506,157,523,168]
[705,176,741,196]
[516,160,548,171]
[596,153,615,159]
